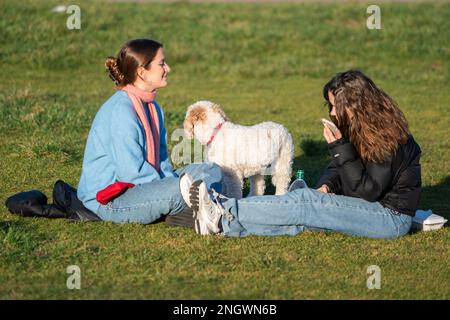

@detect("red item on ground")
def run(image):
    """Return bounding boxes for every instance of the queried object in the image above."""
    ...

[96,182,135,205]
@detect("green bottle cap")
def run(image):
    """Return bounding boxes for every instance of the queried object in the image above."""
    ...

[296,170,305,180]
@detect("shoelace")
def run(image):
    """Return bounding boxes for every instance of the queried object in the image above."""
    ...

[203,189,224,220]
[210,189,225,209]
[210,189,234,222]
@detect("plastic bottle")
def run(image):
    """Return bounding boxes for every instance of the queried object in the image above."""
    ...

[288,169,308,192]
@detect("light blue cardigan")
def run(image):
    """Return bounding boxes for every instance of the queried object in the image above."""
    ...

[77,90,176,213]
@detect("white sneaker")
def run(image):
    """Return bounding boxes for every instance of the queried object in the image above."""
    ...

[189,180,224,235]
[179,173,194,208]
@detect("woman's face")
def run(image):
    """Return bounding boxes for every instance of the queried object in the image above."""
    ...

[328,91,353,121]
[136,47,171,91]
[328,91,337,118]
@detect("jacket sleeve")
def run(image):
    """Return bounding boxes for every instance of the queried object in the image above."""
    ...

[155,103,176,178]
[109,101,161,184]
[327,138,393,202]
[315,161,342,194]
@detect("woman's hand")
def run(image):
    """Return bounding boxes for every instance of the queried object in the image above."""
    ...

[317,184,335,195]
[323,124,342,144]
[317,184,330,193]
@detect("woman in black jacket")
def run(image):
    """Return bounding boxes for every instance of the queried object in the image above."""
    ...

[180,70,421,238]
[317,70,421,217]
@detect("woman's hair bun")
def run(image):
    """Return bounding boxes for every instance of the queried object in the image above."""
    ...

[105,56,124,86]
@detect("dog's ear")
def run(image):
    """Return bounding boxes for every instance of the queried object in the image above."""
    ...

[212,104,229,121]
[184,106,207,139]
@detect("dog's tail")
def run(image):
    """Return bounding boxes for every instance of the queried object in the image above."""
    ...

[272,129,294,195]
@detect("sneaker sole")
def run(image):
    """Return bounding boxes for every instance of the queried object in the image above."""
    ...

[179,173,194,207]
[189,180,203,219]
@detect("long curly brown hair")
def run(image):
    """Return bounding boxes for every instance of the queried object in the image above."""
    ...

[323,70,409,163]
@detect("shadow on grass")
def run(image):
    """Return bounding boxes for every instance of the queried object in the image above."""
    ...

[0,220,50,259]
[0,220,36,234]
[294,137,331,187]
[419,176,450,219]
[410,176,450,234]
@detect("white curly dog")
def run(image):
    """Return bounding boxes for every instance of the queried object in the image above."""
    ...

[183,101,294,199]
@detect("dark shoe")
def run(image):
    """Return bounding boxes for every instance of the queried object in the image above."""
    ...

[165,207,195,228]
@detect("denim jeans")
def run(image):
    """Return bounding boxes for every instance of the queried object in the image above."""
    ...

[96,162,222,224]
[221,187,412,239]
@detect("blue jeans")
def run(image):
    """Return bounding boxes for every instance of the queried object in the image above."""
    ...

[221,187,412,239]
[96,162,222,224]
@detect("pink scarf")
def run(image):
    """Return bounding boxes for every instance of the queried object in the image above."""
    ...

[121,84,160,172]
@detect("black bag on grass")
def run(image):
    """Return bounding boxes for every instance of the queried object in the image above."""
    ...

[5,180,101,222]
[5,189,67,219]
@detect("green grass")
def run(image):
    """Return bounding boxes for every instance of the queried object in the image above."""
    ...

[0,0,449,299]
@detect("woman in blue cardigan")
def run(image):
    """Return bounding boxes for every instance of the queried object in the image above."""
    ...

[77,39,222,224]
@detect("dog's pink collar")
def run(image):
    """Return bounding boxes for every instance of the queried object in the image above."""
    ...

[206,122,224,146]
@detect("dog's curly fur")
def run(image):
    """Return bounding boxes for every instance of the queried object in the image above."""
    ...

[184,101,294,199]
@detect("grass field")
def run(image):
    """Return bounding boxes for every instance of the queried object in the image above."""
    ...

[0,0,449,299]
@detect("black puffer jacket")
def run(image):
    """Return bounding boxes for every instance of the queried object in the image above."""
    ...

[316,135,421,216]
